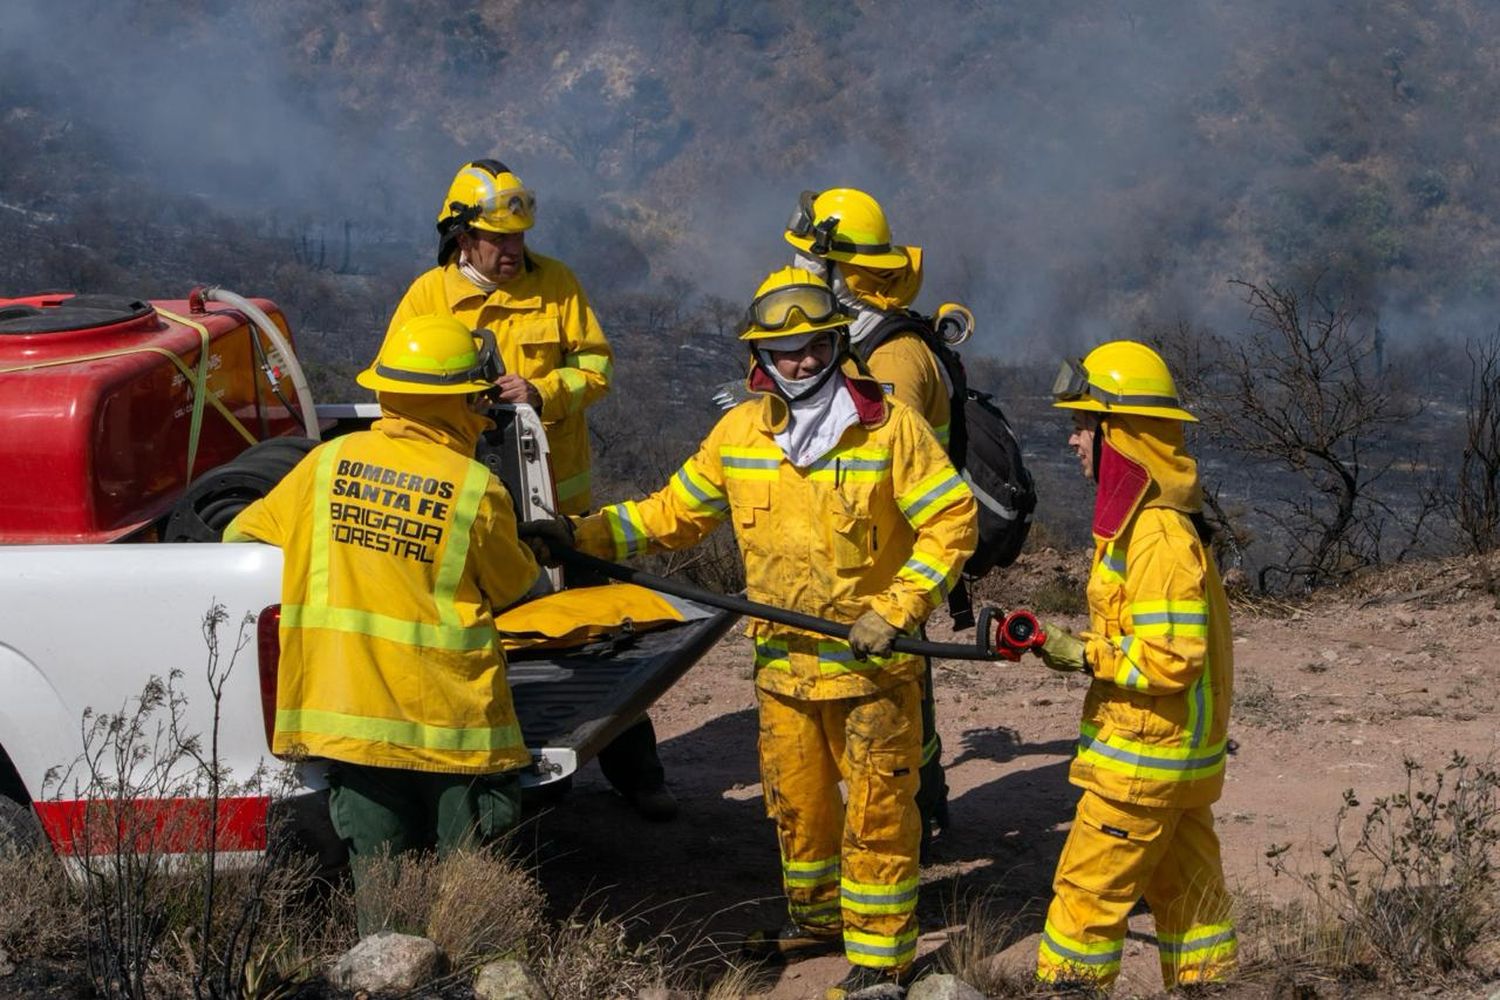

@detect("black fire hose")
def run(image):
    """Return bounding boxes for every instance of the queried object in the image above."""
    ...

[556,547,1007,662]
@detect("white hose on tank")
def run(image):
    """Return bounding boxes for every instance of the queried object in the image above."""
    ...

[204,286,320,440]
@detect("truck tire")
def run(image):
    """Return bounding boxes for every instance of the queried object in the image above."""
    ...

[163,436,319,542]
[0,794,43,858]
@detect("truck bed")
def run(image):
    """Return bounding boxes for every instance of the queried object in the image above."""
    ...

[509,604,740,783]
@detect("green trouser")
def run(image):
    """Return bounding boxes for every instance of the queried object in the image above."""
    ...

[915,658,949,847]
[328,761,522,931]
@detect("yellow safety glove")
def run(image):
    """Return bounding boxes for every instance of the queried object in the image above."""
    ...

[517,517,575,568]
[847,610,899,660]
[1035,623,1088,672]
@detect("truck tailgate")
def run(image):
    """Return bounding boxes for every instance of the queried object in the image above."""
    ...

[508,605,740,785]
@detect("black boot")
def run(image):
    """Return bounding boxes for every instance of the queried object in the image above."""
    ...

[823,963,908,999]
[742,921,843,962]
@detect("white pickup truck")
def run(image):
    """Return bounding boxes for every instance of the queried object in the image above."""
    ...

[0,289,735,860]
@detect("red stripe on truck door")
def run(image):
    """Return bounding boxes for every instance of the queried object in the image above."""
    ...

[32,796,270,856]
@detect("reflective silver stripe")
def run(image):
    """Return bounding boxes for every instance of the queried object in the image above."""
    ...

[784,859,840,882]
[605,503,647,557]
[903,557,948,588]
[1040,929,1123,965]
[1118,635,1145,689]
[1100,549,1126,574]
[841,885,918,907]
[1188,665,1208,747]
[1079,731,1225,772]
[901,473,964,521]
[1159,927,1237,956]
[844,932,918,959]
[722,455,780,470]
[673,467,727,514]
[1132,611,1209,626]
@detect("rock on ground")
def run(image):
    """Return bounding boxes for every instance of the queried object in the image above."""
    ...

[907,973,987,1000]
[473,958,551,1000]
[329,931,441,993]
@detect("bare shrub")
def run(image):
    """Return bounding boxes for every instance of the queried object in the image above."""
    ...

[1269,754,1500,978]
[42,606,312,1000]
[1160,281,1424,592]
[1454,331,1500,603]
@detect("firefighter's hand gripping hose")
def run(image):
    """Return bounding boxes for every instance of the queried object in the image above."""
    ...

[553,545,1039,662]
[517,517,574,567]
[1036,625,1088,672]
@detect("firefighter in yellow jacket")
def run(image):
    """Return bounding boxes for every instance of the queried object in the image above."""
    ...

[1027,340,1237,989]
[225,314,540,872]
[786,187,972,851]
[390,159,674,820]
[545,268,977,995]
[785,187,956,444]
[387,159,612,517]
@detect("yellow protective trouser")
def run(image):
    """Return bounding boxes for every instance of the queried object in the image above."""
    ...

[757,680,923,971]
[1037,790,1237,989]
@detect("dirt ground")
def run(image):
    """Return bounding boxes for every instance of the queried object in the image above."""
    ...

[523,552,1500,999]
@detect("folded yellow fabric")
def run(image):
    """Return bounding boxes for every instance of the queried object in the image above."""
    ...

[496,583,692,651]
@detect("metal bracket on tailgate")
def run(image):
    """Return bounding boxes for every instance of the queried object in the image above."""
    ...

[523,747,579,788]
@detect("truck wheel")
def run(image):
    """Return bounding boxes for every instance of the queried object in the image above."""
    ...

[0,795,43,857]
[163,436,319,542]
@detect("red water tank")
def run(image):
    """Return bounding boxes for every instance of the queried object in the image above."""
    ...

[0,292,305,542]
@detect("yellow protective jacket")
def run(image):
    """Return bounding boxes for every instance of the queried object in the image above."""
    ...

[863,330,952,449]
[574,362,977,701]
[224,394,540,774]
[1072,414,1233,808]
[387,253,613,514]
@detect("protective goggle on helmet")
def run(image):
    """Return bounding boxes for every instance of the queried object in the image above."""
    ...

[739,267,852,341]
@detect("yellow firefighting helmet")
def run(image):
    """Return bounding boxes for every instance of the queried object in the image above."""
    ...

[357,314,502,395]
[739,266,852,344]
[437,160,536,235]
[783,188,909,268]
[1051,340,1198,422]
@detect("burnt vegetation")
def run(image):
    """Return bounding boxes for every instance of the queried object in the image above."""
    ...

[2,2,1500,591]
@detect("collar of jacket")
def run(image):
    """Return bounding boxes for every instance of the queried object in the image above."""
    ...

[743,356,886,433]
[373,392,494,456]
[441,253,545,310]
[1091,413,1202,541]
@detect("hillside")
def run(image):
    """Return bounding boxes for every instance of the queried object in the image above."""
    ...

[6,0,1500,358]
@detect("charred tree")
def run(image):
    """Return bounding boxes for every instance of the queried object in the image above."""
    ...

[1195,280,1420,592]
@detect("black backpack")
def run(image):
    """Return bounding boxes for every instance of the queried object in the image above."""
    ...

[857,311,1037,585]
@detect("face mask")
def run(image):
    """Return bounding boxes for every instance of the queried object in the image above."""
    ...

[457,251,499,293]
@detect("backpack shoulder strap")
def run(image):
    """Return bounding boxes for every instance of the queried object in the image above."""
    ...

[856,309,972,465]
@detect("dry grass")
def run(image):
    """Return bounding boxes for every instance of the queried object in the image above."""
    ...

[352,847,547,969]
[703,960,774,998]
[934,891,1046,998]
[0,847,87,960]
[534,909,674,1000]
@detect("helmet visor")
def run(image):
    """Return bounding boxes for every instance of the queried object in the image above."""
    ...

[470,186,537,231]
[1051,358,1090,402]
[745,283,845,332]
